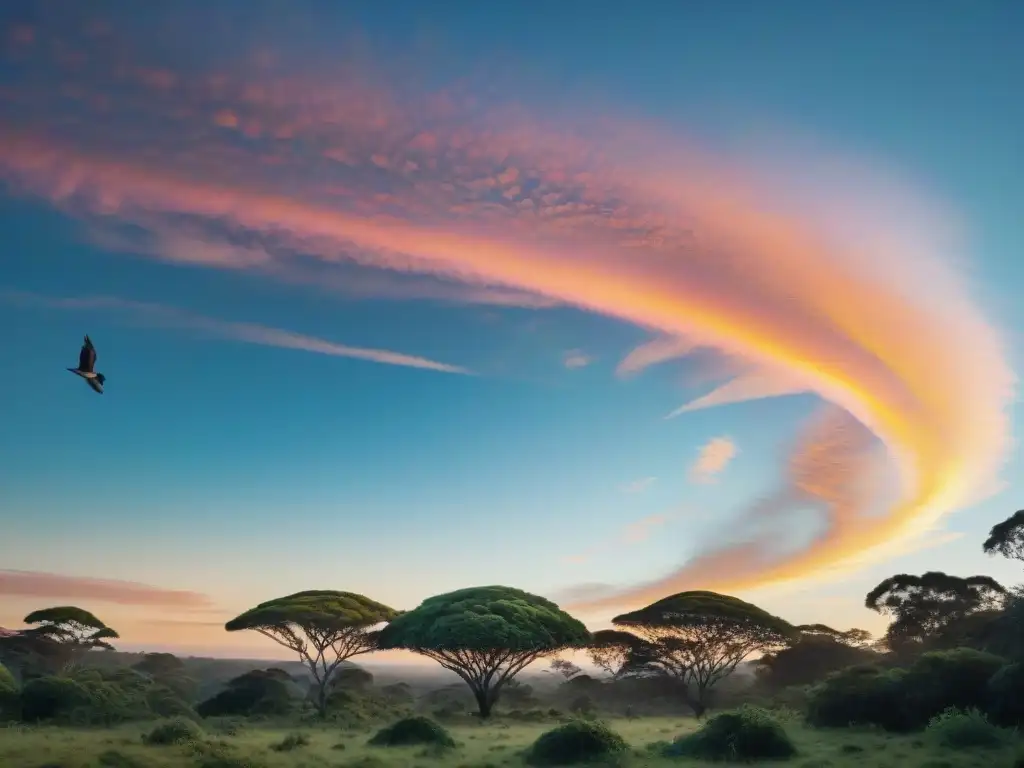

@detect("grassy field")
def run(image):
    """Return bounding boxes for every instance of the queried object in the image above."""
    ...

[2,715,1019,768]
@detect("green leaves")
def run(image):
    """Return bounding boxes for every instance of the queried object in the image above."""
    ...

[225,590,398,633]
[377,586,590,653]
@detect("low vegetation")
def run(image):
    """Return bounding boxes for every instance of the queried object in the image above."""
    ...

[0,509,1021,766]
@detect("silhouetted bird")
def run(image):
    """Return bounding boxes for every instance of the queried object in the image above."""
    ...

[67,335,105,394]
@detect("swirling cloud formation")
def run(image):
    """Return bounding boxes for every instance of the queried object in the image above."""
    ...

[0,18,1014,608]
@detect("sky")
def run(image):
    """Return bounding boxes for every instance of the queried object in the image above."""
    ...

[1,0,1023,663]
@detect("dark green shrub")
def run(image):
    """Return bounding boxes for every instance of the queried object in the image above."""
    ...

[987,662,1024,726]
[526,719,628,766]
[141,716,203,745]
[665,705,797,761]
[367,715,456,748]
[925,707,1011,749]
[196,669,294,718]
[805,665,911,731]
[900,648,1005,728]
[19,676,92,722]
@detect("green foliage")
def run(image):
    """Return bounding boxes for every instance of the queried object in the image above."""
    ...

[378,586,590,718]
[665,705,798,761]
[987,662,1024,726]
[756,633,875,690]
[269,731,310,751]
[141,716,204,745]
[196,668,295,718]
[226,591,397,716]
[611,591,793,715]
[925,707,1012,749]
[22,606,119,653]
[805,664,911,731]
[0,662,16,720]
[525,719,628,766]
[378,586,590,653]
[18,676,92,722]
[367,715,456,748]
[900,647,1005,727]
[865,572,1006,653]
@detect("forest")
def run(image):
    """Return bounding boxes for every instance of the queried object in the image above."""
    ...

[0,509,1022,768]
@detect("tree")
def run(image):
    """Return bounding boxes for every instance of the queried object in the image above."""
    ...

[755,624,875,690]
[18,607,118,671]
[610,591,793,717]
[588,629,646,678]
[131,653,195,701]
[547,657,583,681]
[196,668,295,718]
[865,572,1007,655]
[983,510,1024,563]
[225,590,398,717]
[376,585,591,718]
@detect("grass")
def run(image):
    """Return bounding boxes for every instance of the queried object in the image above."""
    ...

[0,715,1021,768]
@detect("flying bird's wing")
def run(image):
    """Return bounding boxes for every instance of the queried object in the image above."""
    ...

[79,335,96,373]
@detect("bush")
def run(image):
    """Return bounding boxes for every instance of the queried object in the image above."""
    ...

[526,719,629,766]
[270,732,310,751]
[900,648,1005,728]
[196,669,294,718]
[141,717,204,746]
[988,662,1024,726]
[367,715,456,748]
[665,705,797,761]
[926,707,1012,749]
[805,665,910,731]
[18,676,92,722]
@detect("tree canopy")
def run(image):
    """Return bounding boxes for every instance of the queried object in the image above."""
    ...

[610,591,794,716]
[756,624,876,690]
[983,510,1024,563]
[6,606,119,673]
[865,572,1007,654]
[377,585,590,718]
[225,590,398,716]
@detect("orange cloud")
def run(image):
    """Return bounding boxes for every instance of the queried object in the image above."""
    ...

[688,436,738,484]
[0,31,1014,611]
[0,570,212,608]
[3,290,470,374]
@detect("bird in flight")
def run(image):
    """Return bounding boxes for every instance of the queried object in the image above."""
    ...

[67,335,105,394]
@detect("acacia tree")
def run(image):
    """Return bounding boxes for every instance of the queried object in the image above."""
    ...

[865,571,1007,654]
[609,591,793,717]
[16,607,118,672]
[376,585,591,718]
[588,628,648,678]
[984,510,1024,564]
[225,590,398,717]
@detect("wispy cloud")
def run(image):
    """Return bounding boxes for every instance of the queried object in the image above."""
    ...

[2,290,470,374]
[617,337,693,377]
[563,349,593,369]
[0,570,213,609]
[621,476,657,494]
[563,511,677,565]
[688,437,738,484]
[0,23,1014,606]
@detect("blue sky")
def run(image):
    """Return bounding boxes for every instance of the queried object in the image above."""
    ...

[0,1,1021,659]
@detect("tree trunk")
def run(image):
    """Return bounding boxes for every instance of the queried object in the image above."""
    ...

[472,687,494,719]
[315,681,329,718]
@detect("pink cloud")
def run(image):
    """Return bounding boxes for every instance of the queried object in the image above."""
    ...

[0,570,212,608]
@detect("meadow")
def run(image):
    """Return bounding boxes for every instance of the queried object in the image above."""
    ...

[3,712,1016,768]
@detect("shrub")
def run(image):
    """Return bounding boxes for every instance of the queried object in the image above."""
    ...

[900,648,1005,728]
[141,716,203,746]
[270,732,310,751]
[665,705,797,761]
[526,719,628,766]
[0,662,17,720]
[18,676,92,722]
[805,665,910,731]
[988,662,1024,726]
[95,750,152,768]
[367,715,456,748]
[925,707,1011,749]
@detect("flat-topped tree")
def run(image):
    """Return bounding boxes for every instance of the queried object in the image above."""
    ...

[377,585,591,718]
[611,591,794,717]
[22,607,118,669]
[225,590,398,717]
